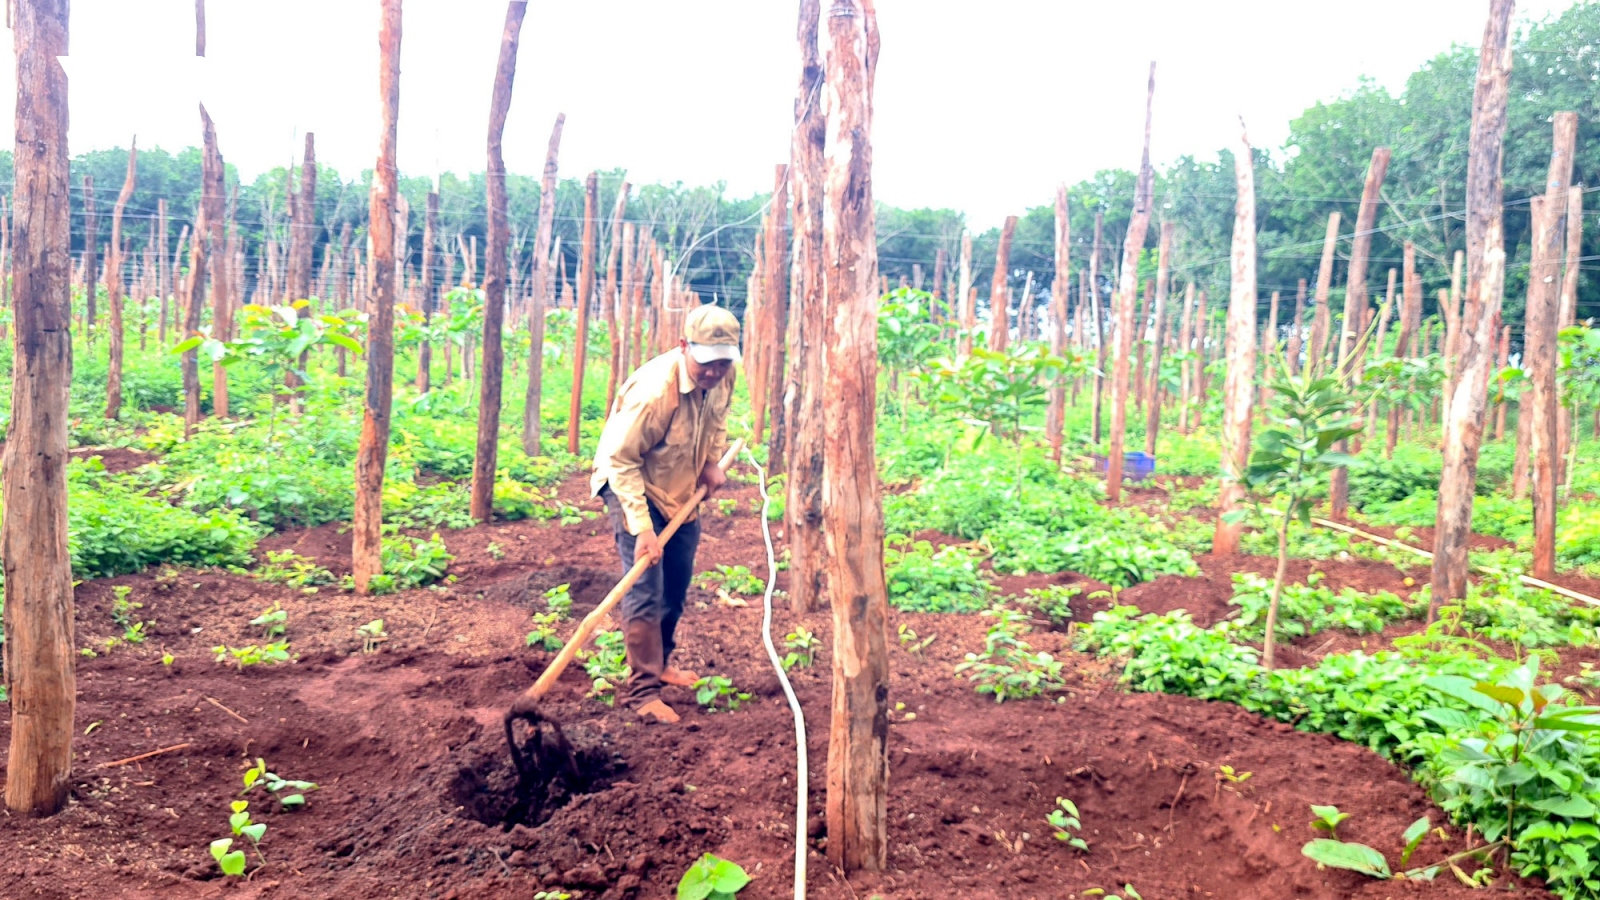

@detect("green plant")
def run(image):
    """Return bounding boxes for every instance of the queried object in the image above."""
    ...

[583,630,629,706]
[486,541,505,560]
[1045,797,1088,851]
[1081,886,1141,900]
[695,564,765,598]
[213,641,294,669]
[358,619,388,653]
[210,798,268,876]
[884,535,991,613]
[110,585,147,643]
[1020,584,1080,627]
[1310,804,1351,837]
[1228,572,1420,641]
[526,613,564,652]
[249,602,288,640]
[693,675,752,712]
[716,497,738,517]
[342,531,454,595]
[781,627,819,670]
[1301,814,1441,881]
[955,605,1065,703]
[251,549,336,591]
[896,623,935,654]
[533,892,572,900]
[543,583,573,618]
[242,757,318,809]
[677,852,750,900]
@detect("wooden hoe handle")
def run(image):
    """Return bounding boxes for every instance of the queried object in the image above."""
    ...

[522,439,746,701]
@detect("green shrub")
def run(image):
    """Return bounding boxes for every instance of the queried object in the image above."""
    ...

[67,459,263,578]
[884,536,990,613]
[1228,572,1421,641]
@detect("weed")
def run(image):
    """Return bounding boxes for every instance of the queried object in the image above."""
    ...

[1215,765,1252,790]
[211,799,267,876]
[543,583,573,618]
[1301,811,1442,881]
[677,852,750,900]
[716,497,738,517]
[781,627,819,670]
[110,585,148,643]
[249,602,288,640]
[884,535,991,613]
[1045,797,1088,850]
[341,532,454,595]
[693,675,752,712]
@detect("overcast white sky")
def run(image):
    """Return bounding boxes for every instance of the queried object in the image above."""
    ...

[28,0,1579,228]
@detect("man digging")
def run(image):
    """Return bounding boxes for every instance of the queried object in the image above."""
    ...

[590,304,741,724]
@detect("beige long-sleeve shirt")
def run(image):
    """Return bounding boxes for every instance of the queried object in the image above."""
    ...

[590,347,731,536]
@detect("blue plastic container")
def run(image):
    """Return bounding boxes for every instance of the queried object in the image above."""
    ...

[1091,451,1156,482]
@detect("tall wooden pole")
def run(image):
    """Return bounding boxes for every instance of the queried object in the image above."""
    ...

[1527,111,1576,580]
[182,109,223,437]
[208,156,232,419]
[1307,212,1339,376]
[81,176,97,337]
[105,141,137,420]
[1432,0,1514,615]
[419,190,438,392]
[1286,278,1307,375]
[472,0,527,523]
[1328,146,1391,518]
[6,0,75,817]
[1213,119,1257,555]
[1089,211,1105,443]
[521,113,564,455]
[1144,222,1173,456]
[762,164,791,457]
[567,172,599,455]
[1558,183,1583,482]
[1176,280,1196,432]
[986,215,1016,352]
[955,231,973,357]
[1047,184,1070,462]
[1388,242,1421,457]
[354,0,402,594]
[821,0,887,872]
[1106,62,1156,499]
[784,0,828,614]
[601,179,630,413]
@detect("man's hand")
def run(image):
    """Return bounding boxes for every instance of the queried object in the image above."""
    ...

[699,460,728,498]
[635,528,663,567]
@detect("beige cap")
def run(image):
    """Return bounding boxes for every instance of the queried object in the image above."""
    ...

[683,304,743,364]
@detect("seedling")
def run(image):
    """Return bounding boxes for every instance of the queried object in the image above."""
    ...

[677,852,750,900]
[781,628,819,670]
[1081,886,1141,900]
[252,549,336,591]
[955,605,1065,703]
[695,564,765,597]
[486,541,505,560]
[583,630,629,706]
[160,650,175,666]
[896,623,935,655]
[1310,805,1351,836]
[110,585,148,643]
[209,800,267,875]
[525,612,563,652]
[534,892,572,900]
[249,602,288,640]
[1301,813,1444,881]
[543,583,573,619]
[358,619,388,654]
[716,497,738,517]
[213,641,294,669]
[1021,584,1081,627]
[242,757,318,809]
[1045,797,1089,851]
[693,675,752,712]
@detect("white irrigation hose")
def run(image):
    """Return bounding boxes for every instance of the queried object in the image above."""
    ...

[744,448,809,900]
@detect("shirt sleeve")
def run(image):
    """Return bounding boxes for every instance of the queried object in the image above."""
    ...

[597,382,670,536]
[707,382,732,470]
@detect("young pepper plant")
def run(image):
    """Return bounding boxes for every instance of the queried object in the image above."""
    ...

[921,343,1071,495]
[1233,358,1361,669]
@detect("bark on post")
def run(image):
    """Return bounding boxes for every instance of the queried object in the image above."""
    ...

[521,113,564,455]
[1144,222,1173,456]
[1527,111,1576,580]
[955,232,973,357]
[1047,184,1070,462]
[1260,289,1280,415]
[1328,146,1391,519]
[821,0,887,873]
[1106,63,1156,500]
[209,167,232,418]
[761,163,791,454]
[6,0,75,817]
[601,179,630,413]
[354,0,403,594]
[105,141,137,420]
[471,0,527,524]
[283,133,316,414]
[566,172,599,455]
[1176,280,1196,432]
[783,0,828,614]
[986,215,1016,352]
[1213,120,1258,555]
[182,109,223,437]
[1134,279,1152,412]
[1431,0,1514,615]
[418,190,438,392]
[1558,183,1583,481]
[1307,212,1340,376]
[1089,211,1105,443]
[81,175,97,337]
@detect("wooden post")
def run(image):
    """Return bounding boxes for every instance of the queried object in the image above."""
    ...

[105,141,137,420]
[182,109,223,437]
[1047,184,1070,462]
[1259,289,1279,415]
[471,0,527,523]
[208,165,233,419]
[354,0,402,594]
[1307,212,1339,376]
[521,113,564,455]
[955,231,973,357]
[418,190,438,392]
[6,0,75,817]
[1388,242,1421,457]
[601,179,630,413]
[821,0,887,873]
[1431,0,1514,615]
[1213,119,1258,555]
[156,199,169,344]
[1144,222,1173,456]
[81,175,97,338]
[761,164,791,457]
[1133,278,1151,411]
[784,0,828,614]
[195,0,205,55]
[1328,146,1390,518]
[1286,278,1307,375]
[1176,280,1196,432]
[930,247,946,311]
[1494,320,1510,440]
[1558,183,1582,483]
[566,172,599,455]
[986,215,1016,352]
[1089,210,1105,443]
[1106,63,1156,499]
[1527,111,1576,580]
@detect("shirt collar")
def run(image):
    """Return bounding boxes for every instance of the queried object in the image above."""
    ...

[674,347,697,394]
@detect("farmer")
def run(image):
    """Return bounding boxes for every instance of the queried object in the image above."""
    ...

[590,303,740,724]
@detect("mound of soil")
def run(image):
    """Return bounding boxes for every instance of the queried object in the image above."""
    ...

[0,475,1555,899]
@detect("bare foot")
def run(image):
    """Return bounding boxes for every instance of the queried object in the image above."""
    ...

[662,667,700,687]
[636,698,680,724]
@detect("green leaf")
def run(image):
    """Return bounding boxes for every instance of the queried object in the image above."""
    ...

[1528,795,1597,817]
[1424,675,1505,714]
[218,850,247,876]
[171,336,203,354]
[709,858,752,894]
[241,822,267,843]
[209,838,234,862]
[279,793,307,808]
[1400,816,1431,865]
[1474,682,1526,708]
[1418,707,1477,731]
[1301,839,1392,878]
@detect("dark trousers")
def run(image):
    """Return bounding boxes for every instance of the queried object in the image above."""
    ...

[601,487,701,704]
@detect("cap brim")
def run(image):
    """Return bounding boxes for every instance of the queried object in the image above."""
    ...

[689,343,742,364]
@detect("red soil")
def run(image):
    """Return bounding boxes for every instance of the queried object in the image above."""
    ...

[0,476,1554,899]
